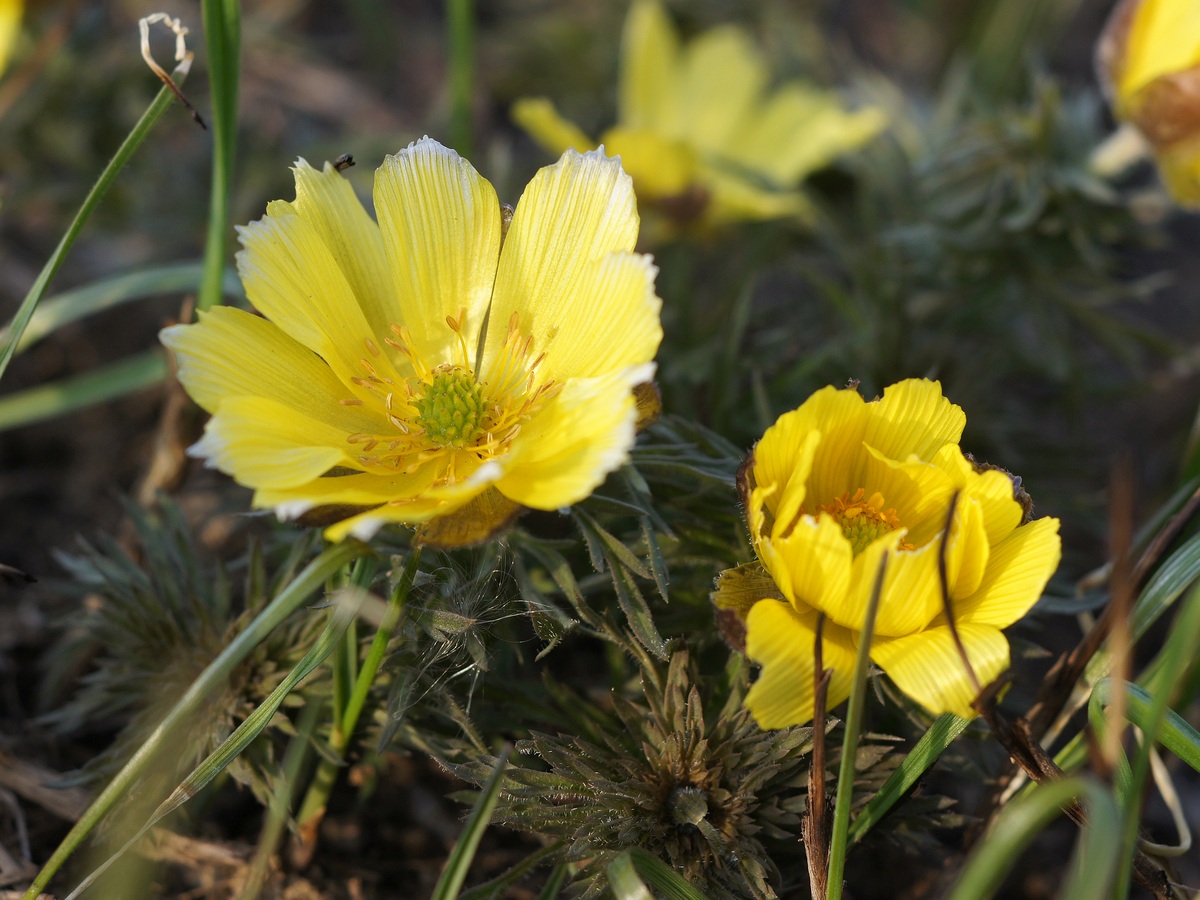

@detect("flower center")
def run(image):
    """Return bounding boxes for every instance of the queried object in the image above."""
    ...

[411,366,486,448]
[818,488,904,555]
[339,309,558,488]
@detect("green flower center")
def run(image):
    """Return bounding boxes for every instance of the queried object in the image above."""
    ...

[818,488,905,555]
[412,366,486,448]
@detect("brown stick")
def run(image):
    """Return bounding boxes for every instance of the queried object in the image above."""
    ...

[803,614,832,900]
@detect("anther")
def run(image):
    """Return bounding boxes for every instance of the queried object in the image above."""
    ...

[365,338,381,357]
[340,398,363,406]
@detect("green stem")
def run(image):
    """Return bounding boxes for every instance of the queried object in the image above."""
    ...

[236,697,323,900]
[294,550,423,830]
[826,552,888,900]
[445,0,474,158]
[0,66,190,383]
[198,0,241,313]
[21,541,369,900]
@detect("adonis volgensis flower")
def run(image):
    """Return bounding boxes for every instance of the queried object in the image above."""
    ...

[714,379,1061,727]
[163,138,662,545]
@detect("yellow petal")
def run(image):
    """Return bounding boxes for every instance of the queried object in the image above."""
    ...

[833,536,944,637]
[193,396,361,489]
[161,307,383,435]
[619,0,682,133]
[495,364,651,510]
[757,512,853,620]
[373,137,502,365]
[1120,0,1200,99]
[765,428,821,541]
[727,84,886,184]
[1155,134,1200,205]
[871,623,1010,718]
[676,26,766,153]
[487,148,655,385]
[511,97,596,156]
[599,126,697,198]
[943,493,989,600]
[857,444,958,545]
[744,598,858,728]
[697,161,814,225]
[0,0,20,76]
[756,385,866,513]
[288,159,394,341]
[235,207,398,391]
[865,379,966,464]
[947,516,1061,628]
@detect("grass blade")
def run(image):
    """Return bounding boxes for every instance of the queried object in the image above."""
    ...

[431,746,511,900]
[0,62,193,383]
[63,589,366,900]
[0,350,166,432]
[20,540,370,900]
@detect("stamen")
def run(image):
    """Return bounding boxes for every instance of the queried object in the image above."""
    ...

[340,398,363,406]
[365,338,381,357]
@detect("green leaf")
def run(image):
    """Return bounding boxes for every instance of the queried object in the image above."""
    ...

[946,776,1120,900]
[431,748,511,900]
[0,262,241,355]
[63,589,368,900]
[0,62,194,383]
[848,713,972,844]
[0,351,166,432]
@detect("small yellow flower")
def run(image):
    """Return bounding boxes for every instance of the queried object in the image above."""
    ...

[512,0,885,233]
[1097,0,1200,205]
[162,138,662,544]
[713,379,1061,727]
[0,0,21,77]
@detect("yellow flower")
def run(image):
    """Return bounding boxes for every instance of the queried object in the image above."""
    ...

[1097,0,1200,205]
[0,0,21,77]
[512,0,885,233]
[713,379,1061,728]
[162,138,662,544]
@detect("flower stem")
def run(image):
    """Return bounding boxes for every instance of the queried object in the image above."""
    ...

[290,549,424,866]
[826,551,889,900]
[445,0,474,158]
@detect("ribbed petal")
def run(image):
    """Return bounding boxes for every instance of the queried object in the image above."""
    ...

[833,536,943,637]
[764,429,820,540]
[192,396,361,489]
[676,26,766,152]
[871,623,1010,718]
[619,0,682,133]
[858,444,957,544]
[494,364,651,510]
[486,149,653,385]
[511,97,595,156]
[947,516,1061,628]
[235,208,399,391]
[744,599,858,729]
[727,84,886,184]
[757,513,853,619]
[161,307,384,435]
[373,137,502,365]
[288,159,394,342]
[944,493,989,600]
[756,386,866,514]
[1120,0,1200,98]
[931,445,1024,545]
[865,379,966,464]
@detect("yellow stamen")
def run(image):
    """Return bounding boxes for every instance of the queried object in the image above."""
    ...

[818,488,911,555]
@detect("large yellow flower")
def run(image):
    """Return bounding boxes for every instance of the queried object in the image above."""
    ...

[713,379,1061,728]
[162,138,662,544]
[1097,0,1200,205]
[512,0,885,233]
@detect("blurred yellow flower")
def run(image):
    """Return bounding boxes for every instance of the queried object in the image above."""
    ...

[0,0,21,77]
[1098,0,1200,205]
[513,0,885,233]
[162,138,662,544]
[713,379,1060,727]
